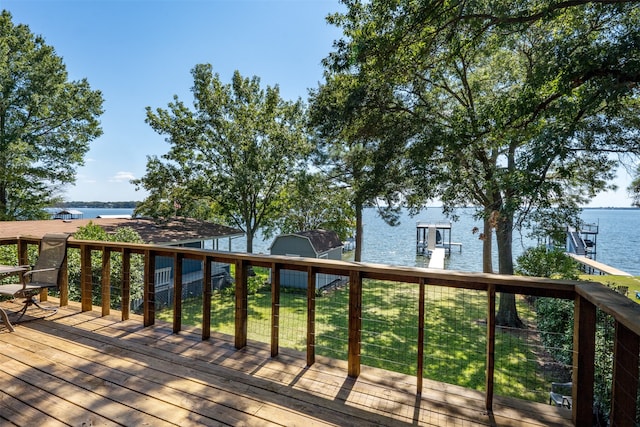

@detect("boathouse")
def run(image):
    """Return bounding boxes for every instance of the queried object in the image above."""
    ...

[269,229,345,289]
[416,221,460,256]
[52,209,84,220]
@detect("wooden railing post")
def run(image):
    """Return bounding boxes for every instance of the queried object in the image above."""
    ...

[101,247,111,316]
[235,260,248,349]
[17,238,28,266]
[271,263,281,357]
[348,270,362,378]
[143,251,156,327]
[202,257,212,341]
[121,248,131,321]
[610,321,639,425]
[485,284,496,411]
[58,257,69,307]
[80,245,93,312]
[573,294,596,425]
[307,266,316,367]
[173,253,183,333]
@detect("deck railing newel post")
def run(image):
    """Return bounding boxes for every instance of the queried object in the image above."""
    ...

[173,252,184,334]
[307,265,316,366]
[143,250,156,327]
[573,293,595,425]
[485,283,496,411]
[202,256,212,341]
[101,246,111,316]
[80,244,92,312]
[271,262,281,357]
[17,237,28,266]
[37,237,50,303]
[348,269,362,378]
[610,321,639,425]
[235,259,248,349]
[59,254,69,307]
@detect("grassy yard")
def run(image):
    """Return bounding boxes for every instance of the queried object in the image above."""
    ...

[581,274,640,301]
[158,267,557,403]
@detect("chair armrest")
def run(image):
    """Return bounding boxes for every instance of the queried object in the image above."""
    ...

[23,267,57,277]
[22,268,57,285]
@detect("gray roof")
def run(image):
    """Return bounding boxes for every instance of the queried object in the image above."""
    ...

[55,209,84,215]
[292,229,343,253]
[0,217,244,245]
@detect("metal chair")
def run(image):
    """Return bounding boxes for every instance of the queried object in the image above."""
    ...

[549,381,573,409]
[0,234,69,321]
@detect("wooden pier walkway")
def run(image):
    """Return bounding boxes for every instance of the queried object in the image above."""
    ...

[427,248,445,269]
[567,253,632,276]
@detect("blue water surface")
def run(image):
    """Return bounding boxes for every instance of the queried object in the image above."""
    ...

[79,207,640,275]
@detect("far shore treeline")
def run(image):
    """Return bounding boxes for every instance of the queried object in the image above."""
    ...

[51,201,139,209]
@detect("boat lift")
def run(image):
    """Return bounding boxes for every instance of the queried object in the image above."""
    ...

[416,221,462,258]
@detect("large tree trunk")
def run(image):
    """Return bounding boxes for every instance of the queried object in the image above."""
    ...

[494,212,524,328]
[245,227,254,253]
[482,214,493,274]
[354,202,363,262]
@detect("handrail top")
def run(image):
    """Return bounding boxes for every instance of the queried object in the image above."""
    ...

[10,234,640,331]
[11,235,579,295]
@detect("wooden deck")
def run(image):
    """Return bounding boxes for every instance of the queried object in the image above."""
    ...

[0,301,573,426]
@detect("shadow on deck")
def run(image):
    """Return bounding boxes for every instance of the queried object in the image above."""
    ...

[0,300,572,426]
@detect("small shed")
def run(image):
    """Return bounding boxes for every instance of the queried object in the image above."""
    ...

[269,229,344,290]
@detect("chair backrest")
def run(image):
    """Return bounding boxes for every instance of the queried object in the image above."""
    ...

[30,234,70,286]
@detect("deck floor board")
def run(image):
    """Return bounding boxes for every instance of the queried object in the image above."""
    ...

[0,301,573,426]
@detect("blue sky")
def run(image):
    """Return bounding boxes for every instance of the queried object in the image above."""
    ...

[2,0,344,202]
[1,0,636,207]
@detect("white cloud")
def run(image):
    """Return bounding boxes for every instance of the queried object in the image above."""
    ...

[110,171,136,182]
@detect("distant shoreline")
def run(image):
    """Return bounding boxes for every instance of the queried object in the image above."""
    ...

[51,201,140,209]
[53,202,637,211]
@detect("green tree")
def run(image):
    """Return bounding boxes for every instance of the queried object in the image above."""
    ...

[0,11,104,219]
[515,246,579,281]
[134,64,311,252]
[262,169,355,241]
[630,164,640,208]
[323,0,640,326]
[67,222,144,308]
[308,73,413,261]
[515,246,615,422]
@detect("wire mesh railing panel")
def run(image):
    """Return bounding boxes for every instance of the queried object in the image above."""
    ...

[361,279,420,375]
[593,308,615,426]
[208,284,235,337]
[495,296,574,404]
[315,279,349,360]
[273,285,307,351]
[423,286,486,389]
[246,267,273,345]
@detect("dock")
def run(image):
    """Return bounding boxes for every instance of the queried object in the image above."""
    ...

[415,222,462,270]
[428,248,446,269]
[567,253,632,276]
[416,221,461,257]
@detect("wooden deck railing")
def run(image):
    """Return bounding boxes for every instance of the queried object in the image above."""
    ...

[2,235,639,426]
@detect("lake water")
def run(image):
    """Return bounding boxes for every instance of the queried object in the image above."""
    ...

[78,207,640,276]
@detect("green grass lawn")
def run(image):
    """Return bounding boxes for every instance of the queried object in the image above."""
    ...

[158,268,554,403]
[580,274,640,301]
